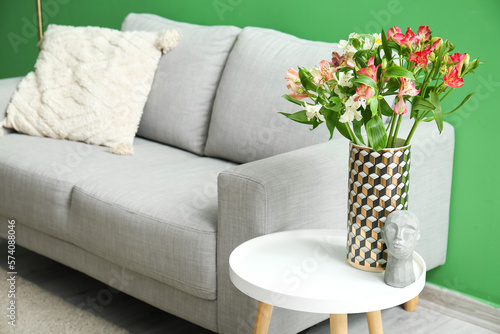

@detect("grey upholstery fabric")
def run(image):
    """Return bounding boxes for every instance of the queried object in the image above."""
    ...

[0,134,96,240]
[0,220,218,332]
[216,121,454,333]
[0,134,233,300]
[121,13,241,155]
[204,27,342,163]
[67,148,233,300]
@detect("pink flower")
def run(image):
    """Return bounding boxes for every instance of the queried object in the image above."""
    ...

[319,60,336,81]
[356,84,375,100]
[389,27,419,49]
[449,52,467,75]
[330,51,344,68]
[394,97,408,115]
[357,56,380,82]
[285,68,308,100]
[387,26,402,40]
[443,68,464,88]
[398,78,420,98]
[417,26,431,42]
[431,38,441,51]
[409,48,432,70]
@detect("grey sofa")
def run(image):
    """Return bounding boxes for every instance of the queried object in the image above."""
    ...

[0,13,454,334]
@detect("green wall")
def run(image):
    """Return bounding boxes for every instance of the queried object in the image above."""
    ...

[1,0,499,307]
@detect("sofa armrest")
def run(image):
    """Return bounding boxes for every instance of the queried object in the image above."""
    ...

[216,137,349,333]
[0,76,23,134]
[216,121,454,333]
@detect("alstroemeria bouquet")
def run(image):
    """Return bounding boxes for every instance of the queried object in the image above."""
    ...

[281,26,481,150]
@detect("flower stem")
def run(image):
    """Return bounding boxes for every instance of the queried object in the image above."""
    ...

[346,124,360,145]
[387,115,397,147]
[405,118,421,146]
[391,114,403,147]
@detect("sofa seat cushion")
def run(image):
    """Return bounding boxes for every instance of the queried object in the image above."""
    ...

[204,27,342,163]
[0,133,102,240]
[121,13,241,155]
[66,139,234,300]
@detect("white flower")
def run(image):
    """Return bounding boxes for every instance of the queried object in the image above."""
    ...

[305,104,325,122]
[338,33,359,56]
[337,70,354,87]
[334,85,346,100]
[309,67,322,84]
[339,95,363,123]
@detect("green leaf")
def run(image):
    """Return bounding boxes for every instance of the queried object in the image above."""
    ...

[352,119,365,145]
[384,65,416,81]
[383,78,401,94]
[279,110,314,125]
[430,92,443,133]
[381,29,393,62]
[410,95,436,118]
[298,67,318,92]
[351,38,361,50]
[366,116,388,150]
[424,92,477,121]
[330,96,342,105]
[282,94,306,107]
[322,108,337,140]
[369,97,379,117]
[379,98,394,117]
[444,92,476,115]
[352,76,378,91]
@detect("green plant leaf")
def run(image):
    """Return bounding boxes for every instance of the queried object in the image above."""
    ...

[282,94,306,107]
[352,76,378,91]
[444,92,476,115]
[411,95,435,118]
[379,97,394,117]
[352,119,365,145]
[381,29,393,62]
[322,108,337,140]
[279,110,313,125]
[424,92,477,121]
[384,65,416,81]
[298,67,318,92]
[366,115,388,150]
[369,97,379,117]
[335,119,353,141]
[429,91,443,133]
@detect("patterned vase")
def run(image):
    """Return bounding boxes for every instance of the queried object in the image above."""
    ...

[346,140,411,271]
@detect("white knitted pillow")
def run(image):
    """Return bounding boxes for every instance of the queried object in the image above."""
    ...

[1,24,179,155]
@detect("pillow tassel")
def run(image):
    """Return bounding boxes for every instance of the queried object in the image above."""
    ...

[156,29,180,54]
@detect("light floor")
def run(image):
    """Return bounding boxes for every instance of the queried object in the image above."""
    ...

[1,241,499,334]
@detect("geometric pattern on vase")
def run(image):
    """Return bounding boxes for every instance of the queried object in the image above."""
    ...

[346,141,411,271]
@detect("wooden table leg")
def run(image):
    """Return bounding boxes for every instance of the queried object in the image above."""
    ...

[330,314,348,334]
[404,295,419,312]
[366,310,383,334]
[253,301,273,334]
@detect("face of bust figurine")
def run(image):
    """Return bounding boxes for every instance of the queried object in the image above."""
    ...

[382,211,420,259]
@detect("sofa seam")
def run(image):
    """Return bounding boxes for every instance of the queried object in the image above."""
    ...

[72,185,217,236]
[69,187,217,299]
[219,170,269,233]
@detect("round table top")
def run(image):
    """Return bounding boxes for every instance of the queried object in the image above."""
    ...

[229,229,426,314]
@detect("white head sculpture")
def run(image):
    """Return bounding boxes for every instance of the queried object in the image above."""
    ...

[381,210,421,288]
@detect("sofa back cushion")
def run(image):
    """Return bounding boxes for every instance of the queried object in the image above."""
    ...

[204,27,342,163]
[121,13,241,155]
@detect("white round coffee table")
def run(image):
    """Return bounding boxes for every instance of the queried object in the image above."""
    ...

[229,229,426,334]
